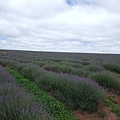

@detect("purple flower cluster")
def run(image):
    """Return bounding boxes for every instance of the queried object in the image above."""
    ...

[0,64,51,120]
[0,64,16,83]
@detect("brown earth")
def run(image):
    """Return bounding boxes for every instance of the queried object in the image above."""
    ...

[73,89,120,120]
[73,107,119,120]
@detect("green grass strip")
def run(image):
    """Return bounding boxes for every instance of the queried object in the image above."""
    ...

[7,67,77,120]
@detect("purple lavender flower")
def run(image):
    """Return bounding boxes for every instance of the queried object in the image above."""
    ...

[0,64,52,120]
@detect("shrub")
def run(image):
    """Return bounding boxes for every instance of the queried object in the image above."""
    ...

[43,64,60,72]
[91,73,120,90]
[0,58,16,67]
[73,69,90,77]
[69,63,80,68]
[0,83,50,120]
[7,67,77,120]
[34,61,46,67]
[17,63,44,81]
[81,62,90,65]
[0,64,16,84]
[60,65,74,73]
[43,63,74,74]
[43,63,90,77]
[87,65,101,72]
[7,64,106,111]
[37,72,106,111]
[0,65,51,120]
[103,64,120,74]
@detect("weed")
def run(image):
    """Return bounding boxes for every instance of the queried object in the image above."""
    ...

[98,111,106,118]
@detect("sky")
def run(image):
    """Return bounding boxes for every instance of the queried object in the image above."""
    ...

[0,0,120,54]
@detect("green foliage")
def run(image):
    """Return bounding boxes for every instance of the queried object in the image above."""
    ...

[110,105,120,117]
[7,67,77,120]
[91,73,120,90]
[103,64,120,74]
[104,96,117,106]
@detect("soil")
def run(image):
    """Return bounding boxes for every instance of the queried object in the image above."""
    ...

[73,89,120,120]
[108,88,120,103]
[73,107,119,120]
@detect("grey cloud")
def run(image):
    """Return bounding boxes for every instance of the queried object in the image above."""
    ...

[0,0,120,54]
[67,0,120,12]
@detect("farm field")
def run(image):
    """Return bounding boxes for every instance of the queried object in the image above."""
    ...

[0,49,120,120]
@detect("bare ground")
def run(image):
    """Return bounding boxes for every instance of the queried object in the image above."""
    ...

[73,89,120,120]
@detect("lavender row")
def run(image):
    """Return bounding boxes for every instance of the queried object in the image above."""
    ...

[0,64,16,83]
[0,64,52,120]
[13,63,106,111]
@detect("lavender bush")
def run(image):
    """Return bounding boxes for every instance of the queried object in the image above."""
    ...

[0,64,16,84]
[91,73,120,91]
[103,64,120,74]
[7,67,78,120]
[37,72,106,111]
[0,83,52,120]
[15,63,44,81]
[12,63,106,111]
[0,65,52,120]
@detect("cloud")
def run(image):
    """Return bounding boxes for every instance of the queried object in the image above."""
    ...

[0,0,120,54]
[66,0,120,13]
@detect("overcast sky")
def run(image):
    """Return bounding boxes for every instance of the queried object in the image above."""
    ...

[0,0,120,54]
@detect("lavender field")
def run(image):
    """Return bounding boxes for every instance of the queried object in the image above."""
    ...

[0,49,120,120]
